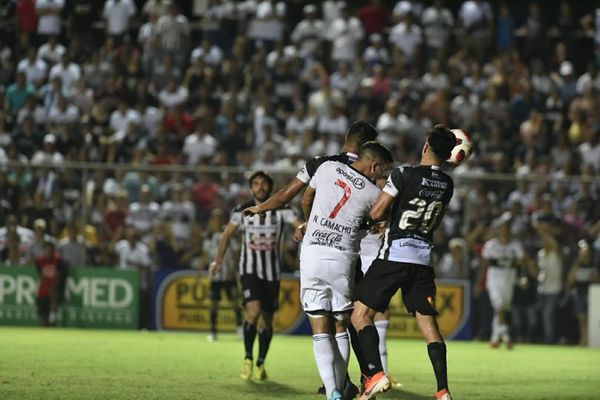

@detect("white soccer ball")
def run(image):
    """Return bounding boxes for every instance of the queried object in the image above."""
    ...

[447,129,473,165]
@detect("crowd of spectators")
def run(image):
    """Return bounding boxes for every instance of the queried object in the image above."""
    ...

[0,0,599,341]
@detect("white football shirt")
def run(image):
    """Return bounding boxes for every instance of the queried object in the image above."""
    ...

[302,161,380,257]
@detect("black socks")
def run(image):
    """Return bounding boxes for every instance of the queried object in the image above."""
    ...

[257,327,273,366]
[427,342,448,392]
[243,321,257,360]
[357,325,383,376]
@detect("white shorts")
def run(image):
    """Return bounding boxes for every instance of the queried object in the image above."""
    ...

[300,255,357,314]
[486,267,516,311]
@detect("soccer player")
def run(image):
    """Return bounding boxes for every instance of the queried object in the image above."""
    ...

[301,142,393,400]
[210,171,301,381]
[243,120,379,394]
[243,121,378,217]
[200,209,242,342]
[351,125,457,400]
[478,219,527,348]
[35,241,69,327]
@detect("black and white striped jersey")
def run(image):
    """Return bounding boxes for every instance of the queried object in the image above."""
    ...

[230,201,297,281]
[296,152,359,184]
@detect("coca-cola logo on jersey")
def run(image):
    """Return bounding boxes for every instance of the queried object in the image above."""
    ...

[311,230,343,246]
[336,167,365,189]
[418,189,444,200]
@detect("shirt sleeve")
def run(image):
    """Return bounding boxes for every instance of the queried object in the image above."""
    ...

[513,241,525,260]
[229,209,242,226]
[382,166,404,198]
[296,156,322,184]
[281,208,298,225]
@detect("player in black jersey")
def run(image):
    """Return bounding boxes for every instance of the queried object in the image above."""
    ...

[210,171,301,381]
[351,125,457,400]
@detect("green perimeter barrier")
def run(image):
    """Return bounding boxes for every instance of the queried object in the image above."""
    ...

[0,266,139,329]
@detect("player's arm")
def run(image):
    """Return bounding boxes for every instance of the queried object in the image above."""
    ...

[243,178,307,216]
[369,191,395,221]
[301,185,316,220]
[210,221,238,273]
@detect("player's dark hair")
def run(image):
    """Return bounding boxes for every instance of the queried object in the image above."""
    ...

[345,121,379,147]
[359,141,393,164]
[427,124,456,162]
[248,170,274,187]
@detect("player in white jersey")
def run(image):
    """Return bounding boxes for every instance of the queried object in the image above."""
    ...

[301,142,393,400]
[478,219,527,348]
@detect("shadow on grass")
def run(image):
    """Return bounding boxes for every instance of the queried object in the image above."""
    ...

[238,380,306,396]
[383,388,434,400]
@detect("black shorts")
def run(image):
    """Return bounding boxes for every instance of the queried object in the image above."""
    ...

[36,296,51,317]
[354,259,438,316]
[210,280,238,302]
[240,274,280,314]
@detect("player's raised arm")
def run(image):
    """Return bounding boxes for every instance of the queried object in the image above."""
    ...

[301,185,316,220]
[210,221,238,273]
[243,177,306,216]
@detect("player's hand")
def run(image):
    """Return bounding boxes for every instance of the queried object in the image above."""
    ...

[370,221,387,237]
[209,261,221,274]
[293,223,307,242]
[243,206,261,216]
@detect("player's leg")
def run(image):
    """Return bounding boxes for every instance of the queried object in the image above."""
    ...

[374,310,389,374]
[226,281,243,335]
[409,265,451,400]
[208,281,220,341]
[240,275,262,380]
[254,278,278,379]
[332,313,352,393]
[36,296,50,327]
[309,314,343,400]
[486,268,505,347]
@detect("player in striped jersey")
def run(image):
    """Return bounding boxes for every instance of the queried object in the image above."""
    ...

[210,171,301,381]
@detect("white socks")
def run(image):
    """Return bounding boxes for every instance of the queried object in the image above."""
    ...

[313,334,336,398]
[334,332,350,389]
[492,314,509,342]
[375,320,390,373]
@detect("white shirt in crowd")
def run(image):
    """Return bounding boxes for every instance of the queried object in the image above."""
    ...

[318,114,348,138]
[127,202,161,234]
[421,5,454,49]
[158,86,188,109]
[110,108,142,133]
[291,18,325,58]
[103,0,137,36]
[183,132,217,165]
[114,239,152,289]
[578,140,600,171]
[31,150,65,166]
[459,0,492,34]
[327,17,364,63]
[286,114,315,134]
[393,0,424,19]
[36,0,64,35]
[17,105,47,126]
[190,45,223,66]
[537,249,563,295]
[389,22,423,63]
[17,58,48,85]
[48,104,79,125]
[38,42,67,65]
[160,200,195,240]
[49,62,81,92]
[157,13,190,52]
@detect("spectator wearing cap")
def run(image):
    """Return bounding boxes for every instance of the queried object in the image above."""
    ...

[327,3,364,65]
[49,54,81,93]
[103,0,137,43]
[31,134,65,166]
[421,0,454,57]
[291,4,324,60]
[36,0,64,38]
[6,71,35,115]
[556,61,577,103]
[363,34,390,66]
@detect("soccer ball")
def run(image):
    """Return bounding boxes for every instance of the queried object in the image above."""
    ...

[447,129,473,165]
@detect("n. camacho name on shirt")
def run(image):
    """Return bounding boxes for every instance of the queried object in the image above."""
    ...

[313,214,353,235]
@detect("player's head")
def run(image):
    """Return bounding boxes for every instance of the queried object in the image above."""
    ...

[248,170,274,202]
[43,241,55,258]
[357,141,393,181]
[423,124,456,163]
[344,121,379,149]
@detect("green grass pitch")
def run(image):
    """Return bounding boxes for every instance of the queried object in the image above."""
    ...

[1,327,599,400]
